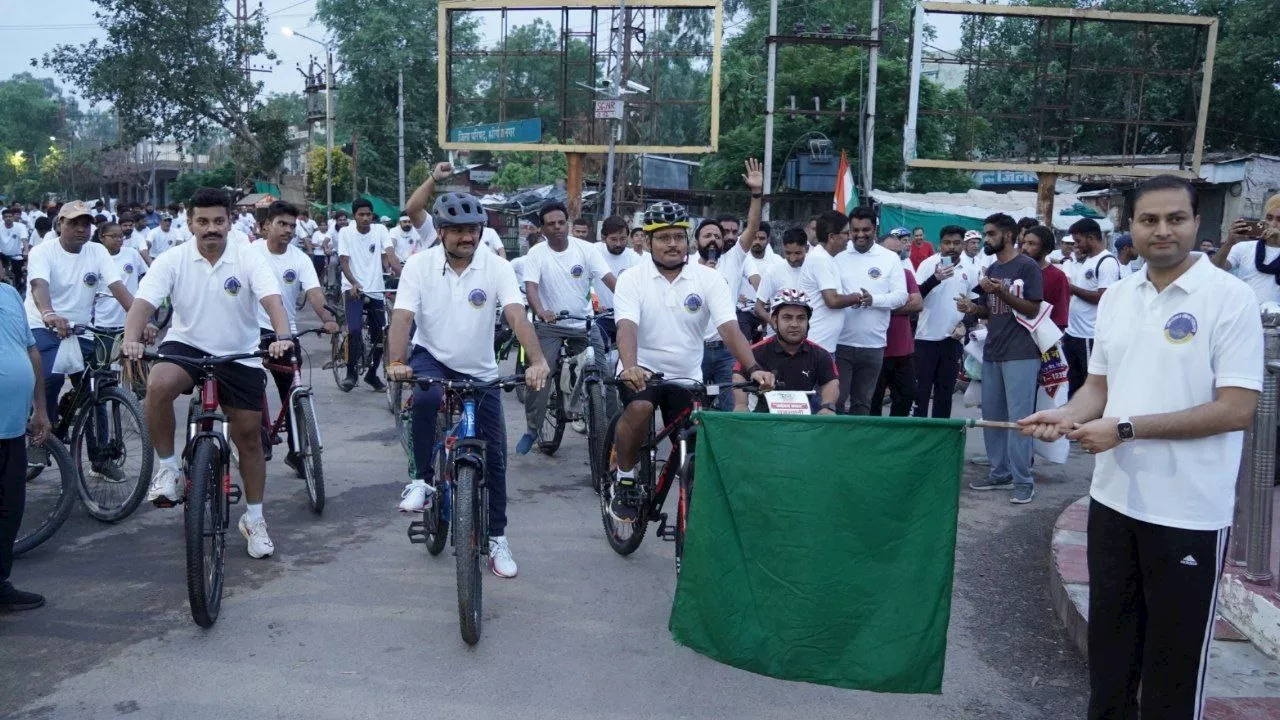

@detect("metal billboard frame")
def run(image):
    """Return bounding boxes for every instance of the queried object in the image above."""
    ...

[437,0,724,154]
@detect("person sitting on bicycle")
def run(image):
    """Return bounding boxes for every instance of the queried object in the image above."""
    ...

[337,199,401,393]
[385,191,550,579]
[607,193,775,524]
[92,222,150,331]
[121,187,295,560]
[253,201,340,475]
[594,215,642,347]
[0,207,28,287]
[25,202,139,427]
[513,201,617,455]
[406,162,507,259]
[733,290,839,415]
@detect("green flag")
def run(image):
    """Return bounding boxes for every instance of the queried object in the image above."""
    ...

[669,413,967,694]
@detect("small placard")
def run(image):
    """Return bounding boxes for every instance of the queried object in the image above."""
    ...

[764,391,811,415]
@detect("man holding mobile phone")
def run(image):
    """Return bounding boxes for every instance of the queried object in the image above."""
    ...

[1213,195,1280,305]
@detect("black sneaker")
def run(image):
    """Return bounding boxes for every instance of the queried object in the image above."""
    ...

[284,451,305,479]
[0,583,45,611]
[365,374,387,392]
[608,478,640,524]
[340,375,357,392]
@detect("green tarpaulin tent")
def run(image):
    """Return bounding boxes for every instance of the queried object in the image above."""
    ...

[669,413,966,694]
[877,206,983,248]
[311,193,399,219]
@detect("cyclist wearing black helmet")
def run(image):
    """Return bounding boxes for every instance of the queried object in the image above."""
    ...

[733,289,839,414]
[385,176,550,579]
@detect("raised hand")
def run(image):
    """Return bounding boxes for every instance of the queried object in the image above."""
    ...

[742,158,764,193]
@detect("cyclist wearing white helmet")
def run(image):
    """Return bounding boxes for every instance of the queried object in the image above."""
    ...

[385,184,551,579]
[732,289,838,414]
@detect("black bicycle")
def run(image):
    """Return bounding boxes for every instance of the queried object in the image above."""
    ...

[328,292,384,391]
[599,376,757,572]
[532,310,612,461]
[15,434,77,555]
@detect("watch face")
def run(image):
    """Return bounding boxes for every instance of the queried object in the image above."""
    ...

[1118,422,1135,441]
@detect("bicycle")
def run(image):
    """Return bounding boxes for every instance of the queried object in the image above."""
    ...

[259,328,327,514]
[49,325,153,523]
[531,310,612,459]
[401,374,526,646]
[140,346,271,628]
[15,434,77,556]
[327,292,385,390]
[495,307,531,404]
[598,375,757,572]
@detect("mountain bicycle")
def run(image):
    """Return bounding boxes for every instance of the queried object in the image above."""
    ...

[327,291,384,390]
[401,374,526,646]
[495,308,531,404]
[141,346,271,628]
[15,434,77,556]
[598,376,758,573]
[531,311,611,458]
[259,328,327,514]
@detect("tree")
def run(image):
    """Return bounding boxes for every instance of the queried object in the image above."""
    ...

[40,0,276,154]
[307,147,354,200]
[230,95,301,183]
[490,150,568,192]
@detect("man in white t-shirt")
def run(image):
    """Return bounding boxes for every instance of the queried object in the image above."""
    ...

[1020,174,1263,719]
[1213,195,1280,306]
[1064,218,1121,398]
[593,215,641,346]
[385,191,550,579]
[1113,233,1141,278]
[0,207,29,285]
[117,212,153,264]
[605,178,774,524]
[145,214,183,257]
[337,198,401,392]
[515,201,617,455]
[25,202,136,425]
[738,222,787,341]
[92,223,149,329]
[753,227,808,332]
[122,187,294,560]
[798,211,859,355]
[913,225,973,418]
[388,215,421,264]
[305,210,342,283]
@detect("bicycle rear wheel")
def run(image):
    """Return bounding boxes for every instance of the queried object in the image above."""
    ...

[675,456,695,575]
[185,438,226,628]
[14,437,77,556]
[536,382,566,455]
[294,396,324,514]
[598,415,650,555]
[453,463,483,645]
[329,332,348,388]
[72,387,152,522]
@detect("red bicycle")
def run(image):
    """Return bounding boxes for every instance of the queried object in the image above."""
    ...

[259,327,327,514]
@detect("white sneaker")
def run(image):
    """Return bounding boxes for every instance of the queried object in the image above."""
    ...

[489,535,518,578]
[571,418,587,434]
[398,480,434,513]
[145,465,183,504]
[238,515,275,559]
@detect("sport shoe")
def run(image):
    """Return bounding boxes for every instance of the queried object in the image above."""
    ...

[571,418,587,434]
[489,535,518,578]
[145,465,183,505]
[365,374,387,392]
[608,476,640,523]
[284,451,305,479]
[0,583,45,612]
[1010,485,1035,504]
[969,455,991,466]
[969,476,1013,491]
[238,515,275,558]
[515,431,536,455]
[340,375,356,392]
[398,480,435,513]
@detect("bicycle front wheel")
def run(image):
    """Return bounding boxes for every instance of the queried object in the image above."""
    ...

[385,372,401,415]
[73,387,152,522]
[14,437,77,556]
[586,382,607,488]
[295,396,325,514]
[675,455,695,575]
[426,446,450,557]
[536,383,566,455]
[329,332,348,388]
[453,463,483,645]
[598,415,649,555]
[185,438,227,628]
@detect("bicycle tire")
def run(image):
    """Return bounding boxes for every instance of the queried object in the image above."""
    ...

[152,301,173,331]
[385,372,401,415]
[330,332,347,388]
[396,394,412,457]
[536,383,566,455]
[586,382,607,488]
[14,437,77,556]
[454,463,483,645]
[598,415,649,555]
[426,446,450,557]
[514,353,527,404]
[72,386,152,523]
[675,455,695,575]
[295,397,325,514]
[126,358,151,400]
[185,437,226,628]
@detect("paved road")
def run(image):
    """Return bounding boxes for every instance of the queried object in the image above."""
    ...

[1,332,1091,719]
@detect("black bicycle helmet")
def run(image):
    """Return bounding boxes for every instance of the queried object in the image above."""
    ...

[432,192,487,227]
[642,200,690,232]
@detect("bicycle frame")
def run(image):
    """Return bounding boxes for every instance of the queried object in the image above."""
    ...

[185,374,235,507]
[262,351,322,456]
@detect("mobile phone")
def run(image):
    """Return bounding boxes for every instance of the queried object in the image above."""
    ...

[1239,219,1267,237]
[941,256,953,267]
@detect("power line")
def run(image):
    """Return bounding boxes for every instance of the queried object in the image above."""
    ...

[267,0,314,17]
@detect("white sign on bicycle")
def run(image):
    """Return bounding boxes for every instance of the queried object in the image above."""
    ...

[764,390,811,415]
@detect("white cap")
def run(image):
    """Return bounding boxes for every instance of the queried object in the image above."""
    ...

[399,214,410,222]
[1062,234,1076,244]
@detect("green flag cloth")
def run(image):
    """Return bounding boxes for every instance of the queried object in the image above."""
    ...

[669,413,967,694]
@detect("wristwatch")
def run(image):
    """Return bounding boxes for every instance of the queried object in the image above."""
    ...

[1117,417,1136,442]
[819,403,837,413]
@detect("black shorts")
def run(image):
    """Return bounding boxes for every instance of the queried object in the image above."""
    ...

[157,341,266,412]
[619,381,695,427]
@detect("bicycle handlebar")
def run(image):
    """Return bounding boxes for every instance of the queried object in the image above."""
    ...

[395,374,527,392]
[603,373,761,394]
[259,327,329,343]
[140,348,271,367]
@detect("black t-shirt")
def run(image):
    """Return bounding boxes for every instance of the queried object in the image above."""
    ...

[734,337,838,396]
[974,253,1043,362]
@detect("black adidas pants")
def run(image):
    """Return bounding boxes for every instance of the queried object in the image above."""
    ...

[1087,500,1228,720]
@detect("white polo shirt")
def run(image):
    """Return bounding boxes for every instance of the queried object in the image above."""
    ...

[523,237,613,331]
[1089,254,1263,530]
[93,247,148,328]
[797,244,844,353]
[613,258,737,381]
[337,223,393,293]
[1224,240,1280,306]
[914,254,976,341]
[412,213,439,250]
[24,239,123,329]
[122,231,149,255]
[756,261,803,309]
[741,250,787,309]
[147,227,181,256]
[394,243,521,380]
[389,226,421,263]
[135,238,282,368]
[252,242,320,334]
[0,222,26,257]
[594,244,641,310]
[1066,250,1120,339]
[834,242,908,348]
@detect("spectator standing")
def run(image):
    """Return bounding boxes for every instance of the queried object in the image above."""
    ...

[1022,226,1071,329]
[870,267,922,416]
[908,226,935,269]
[913,225,973,418]
[1064,218,1121,397]
[1212,194,1280,306]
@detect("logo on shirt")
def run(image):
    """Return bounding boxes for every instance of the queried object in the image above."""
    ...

[368,243,376,254]
[468,288,488,308]
[1084,268,1095,281]
[570,264,585,279]
[223,276,242,297]
[1163,312,1198,345]
[83,272,99,287]
[683,293,703,313]
[123,264,135,275]
[282,268,298,284]
[867,266,882,279]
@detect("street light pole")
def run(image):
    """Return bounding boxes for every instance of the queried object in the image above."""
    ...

[397,67,406,210]
[603,0,626,220]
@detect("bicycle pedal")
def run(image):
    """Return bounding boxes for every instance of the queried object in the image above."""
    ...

[151,497,182,509]
[656,514,676,541]
[407,520,428,544]
[228,484,243,504]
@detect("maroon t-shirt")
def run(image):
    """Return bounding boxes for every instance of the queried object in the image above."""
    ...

[1041,263,1071,329]
[885,269,920,358]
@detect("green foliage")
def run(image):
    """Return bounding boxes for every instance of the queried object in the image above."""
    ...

[407,159,431,189]
[230,97,297,182]
[168,161,238,205]
[307,147,354,200]
[490,151,568,192]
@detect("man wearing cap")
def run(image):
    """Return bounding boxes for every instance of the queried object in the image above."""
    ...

[389,215,421,264]
[25,201,137,424]
[908,226,935,270]
[145,214,183,257]
[732,289,839,414]
[883,228,914,272]
[1114,233,1140,279]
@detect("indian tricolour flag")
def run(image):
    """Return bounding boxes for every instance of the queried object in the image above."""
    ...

[833,150,858,213]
